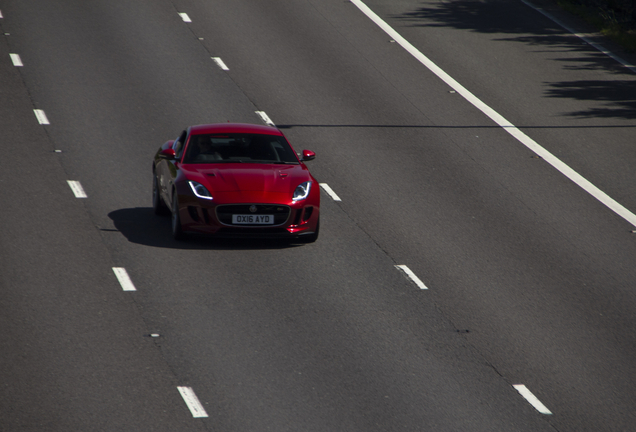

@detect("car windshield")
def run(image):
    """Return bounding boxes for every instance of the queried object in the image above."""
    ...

[183,133,299,164]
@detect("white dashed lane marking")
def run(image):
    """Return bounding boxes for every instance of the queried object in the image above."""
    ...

[33,109,49,125]
[10,53,23,66]
[319,183,342,202]
[513,384,553,415]
[212,57,229,70]
[112,267,137,291]
[67,180,87,198]
[395,265,428,290]
[177,386,208,418]
[255,111,275,127]
[179,13,192,23]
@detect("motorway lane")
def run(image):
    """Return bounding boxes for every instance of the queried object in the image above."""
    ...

[364,0,636,212]
[172,0,636,430]
[0,0,552,430]
[334,3,636,431]
[0,13,208,432]
[1,0,635,431]
[0,0,256,430]
[108,198,553,431]
[0,1,551,428]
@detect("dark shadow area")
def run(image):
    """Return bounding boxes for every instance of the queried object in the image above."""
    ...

[395,0,609,57]
[545,79,636,118]
[108,207,301,250]
[397,0,564,36]
[391,0,636,119]
[549,53,626,72]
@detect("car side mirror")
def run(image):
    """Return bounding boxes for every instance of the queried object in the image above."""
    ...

[301,150,315,161]
[160,149,176,160]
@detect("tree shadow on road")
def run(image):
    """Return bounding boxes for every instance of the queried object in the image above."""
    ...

[544,79,636,118]
[391,0,636,119]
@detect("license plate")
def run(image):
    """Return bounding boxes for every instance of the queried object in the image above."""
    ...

[232,214,274,225]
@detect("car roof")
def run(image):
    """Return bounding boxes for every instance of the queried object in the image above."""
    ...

[189,123,284,136]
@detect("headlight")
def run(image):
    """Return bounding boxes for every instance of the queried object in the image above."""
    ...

[188,181,213,200]
[293,181,312,202]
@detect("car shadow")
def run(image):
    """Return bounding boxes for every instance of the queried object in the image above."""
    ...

[107,207,302,250]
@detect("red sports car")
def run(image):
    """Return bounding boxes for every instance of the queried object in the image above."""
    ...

[152,123,320,242]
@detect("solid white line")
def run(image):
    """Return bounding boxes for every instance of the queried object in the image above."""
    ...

[179,13,192,23]
[395,265,428,290]
[513,384,553,415]
[255,111,275,126]
[9,53,23,66]
[212,57,229,70]
[67,180,87,198]
[350,0,636,229]
[319,183,342,201]
[177,386,208,418]
[112,267,136,292]
[33,109,49,125]
[522,0,636,73]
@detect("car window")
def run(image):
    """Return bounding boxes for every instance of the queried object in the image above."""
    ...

[182,133,299,164]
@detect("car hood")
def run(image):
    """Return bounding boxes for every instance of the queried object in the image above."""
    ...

[187,163,311,194]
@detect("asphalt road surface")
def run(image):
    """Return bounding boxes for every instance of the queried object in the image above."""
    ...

[1,0,636,431]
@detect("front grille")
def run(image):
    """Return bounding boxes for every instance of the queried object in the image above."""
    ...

[216,204,290,226]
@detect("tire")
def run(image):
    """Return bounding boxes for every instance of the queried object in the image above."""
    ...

[152,174,168,215]
[171,192,185,240]
[299,218,319,243]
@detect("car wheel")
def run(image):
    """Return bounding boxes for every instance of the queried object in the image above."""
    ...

[152,174,168,215]
[171,192,185,240]
[299,218,319,243]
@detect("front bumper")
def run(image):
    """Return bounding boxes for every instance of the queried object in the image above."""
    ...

[177,196,319,238]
